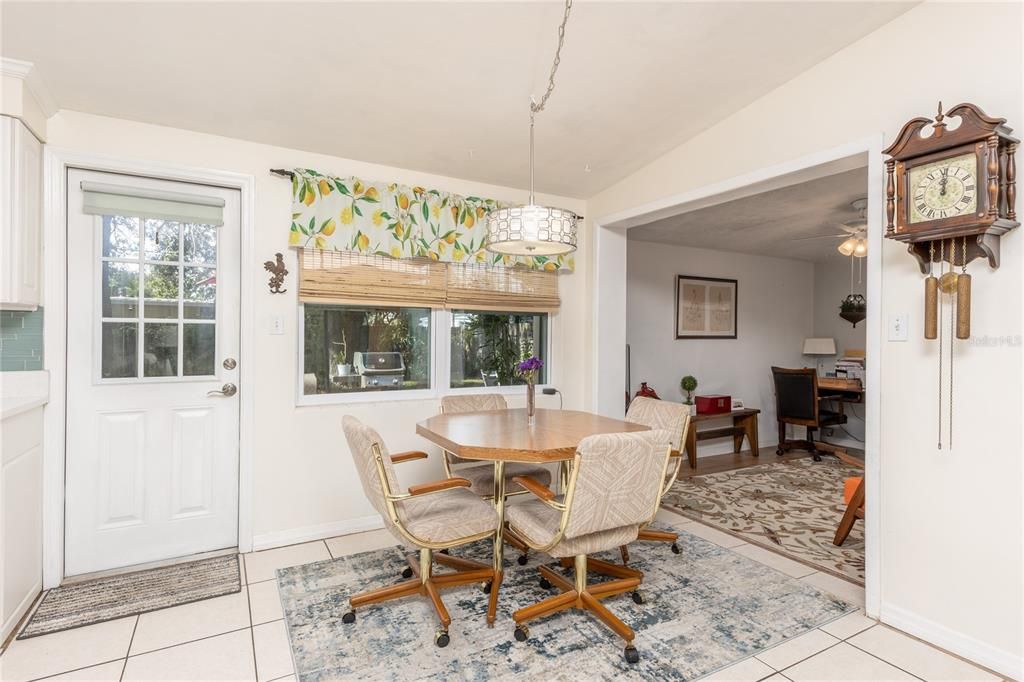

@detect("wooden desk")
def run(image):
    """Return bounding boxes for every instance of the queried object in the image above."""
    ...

[416,408,649,624]
[683,408,760,469]
[818,377,864,401]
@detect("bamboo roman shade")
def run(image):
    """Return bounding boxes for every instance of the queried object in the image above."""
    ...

[297,248,559,311]
[445,263,559,312]
[298,249,447,308]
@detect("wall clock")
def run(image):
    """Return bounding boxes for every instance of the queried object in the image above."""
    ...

[884,102,1018,272]
[883,102,1017,450]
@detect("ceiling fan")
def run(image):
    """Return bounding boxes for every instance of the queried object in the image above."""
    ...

[795,198,868,257]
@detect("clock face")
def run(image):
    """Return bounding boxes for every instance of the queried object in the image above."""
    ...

[908,153,978,223]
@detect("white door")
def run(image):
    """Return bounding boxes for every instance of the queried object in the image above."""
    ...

[65,169,241,577]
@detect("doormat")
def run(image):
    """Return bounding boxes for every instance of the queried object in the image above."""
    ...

[18,554,240,639]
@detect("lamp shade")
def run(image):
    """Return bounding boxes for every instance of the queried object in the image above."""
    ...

[484,204,578,256]
[837,237,857,256]
[802,337,837,355]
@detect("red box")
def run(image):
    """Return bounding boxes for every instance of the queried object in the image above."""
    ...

[695,394,732,415]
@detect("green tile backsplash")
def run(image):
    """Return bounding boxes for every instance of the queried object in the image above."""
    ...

[1,308,44,371]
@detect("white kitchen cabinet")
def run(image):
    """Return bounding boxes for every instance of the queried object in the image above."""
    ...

[1,115,43,310]
[0,405,44,641]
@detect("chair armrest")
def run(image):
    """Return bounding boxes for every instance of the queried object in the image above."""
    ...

[391,451,429,464]
[408,477,471,496]
[511,475,557,501]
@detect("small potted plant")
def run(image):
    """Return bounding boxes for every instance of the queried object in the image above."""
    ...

[680,375,698,415]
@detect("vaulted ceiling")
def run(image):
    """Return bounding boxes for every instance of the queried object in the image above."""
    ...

[2,1,914,197]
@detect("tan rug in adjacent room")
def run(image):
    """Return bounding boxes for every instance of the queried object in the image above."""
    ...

[662,457,865,584]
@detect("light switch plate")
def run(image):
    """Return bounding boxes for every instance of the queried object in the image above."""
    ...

[888,312,908,341]
[269,314,285,335]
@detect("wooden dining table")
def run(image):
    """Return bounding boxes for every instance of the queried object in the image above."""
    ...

[416,407,649,625]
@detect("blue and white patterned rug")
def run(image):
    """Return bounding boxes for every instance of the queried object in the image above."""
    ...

[276,525,855,681]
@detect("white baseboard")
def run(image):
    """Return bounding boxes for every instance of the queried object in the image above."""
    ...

[880,602,1022,681]
[251,515,385,552]
[2,578,42,642]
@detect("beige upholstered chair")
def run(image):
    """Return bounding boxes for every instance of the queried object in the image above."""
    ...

[440,393,553,566]
[340,416,501,646]
[620,397,691,557]
[505,430,673,664]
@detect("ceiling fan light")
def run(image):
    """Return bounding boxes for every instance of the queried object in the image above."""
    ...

[837,237,857,256]
[853,239,868,257]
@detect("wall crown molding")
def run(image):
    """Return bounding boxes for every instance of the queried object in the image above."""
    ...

[1,57,58,118]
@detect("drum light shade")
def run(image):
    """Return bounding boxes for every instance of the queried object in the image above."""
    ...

[484,204,579,256]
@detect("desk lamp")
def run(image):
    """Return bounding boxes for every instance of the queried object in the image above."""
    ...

[802,338,837,376]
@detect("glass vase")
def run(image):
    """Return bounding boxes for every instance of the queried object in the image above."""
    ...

[526,383,536,426]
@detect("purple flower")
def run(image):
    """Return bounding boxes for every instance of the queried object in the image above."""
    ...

[516,356,544,373]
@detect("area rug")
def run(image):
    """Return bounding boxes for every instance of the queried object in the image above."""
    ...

[277,526,855,681]
[18,554,240,639]
[662,458,865,584]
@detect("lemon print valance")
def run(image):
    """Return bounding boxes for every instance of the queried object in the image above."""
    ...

[288,169,574,272]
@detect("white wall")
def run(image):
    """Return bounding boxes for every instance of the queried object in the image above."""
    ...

[44,110,588,548]
[627,240,812,454]
[812,257,868,447]
[813,257,868,357]
[590,2,1023,676]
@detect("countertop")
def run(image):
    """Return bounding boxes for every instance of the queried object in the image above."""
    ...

[0,370,49,420]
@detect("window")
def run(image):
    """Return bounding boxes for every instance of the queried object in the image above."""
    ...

[449,310,548,388]
[99,215,218,380]
[303,304,431,395]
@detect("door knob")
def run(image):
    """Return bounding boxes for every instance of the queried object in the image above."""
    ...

[223,358,237,370]
[207,383,237,397]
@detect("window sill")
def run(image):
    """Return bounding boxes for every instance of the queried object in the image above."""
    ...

[294,383,552,407]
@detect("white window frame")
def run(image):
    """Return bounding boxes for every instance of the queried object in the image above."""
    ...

[295,305,555,406]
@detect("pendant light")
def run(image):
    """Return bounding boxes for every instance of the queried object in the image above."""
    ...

[485,0,580,257]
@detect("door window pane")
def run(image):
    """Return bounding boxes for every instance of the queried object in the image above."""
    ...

[102,262,139,318]
[143,323,178,377]
[183,324,216,376]
[102,215,140,259]
[183,267,216,320]
[184,224,217,264]
[449,310,548,388]
[101,322,138,378]
[144,219,181,261]
[302,305,430,395]
[144,265,180,319]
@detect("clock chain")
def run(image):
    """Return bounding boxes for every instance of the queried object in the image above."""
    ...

[948,239,955,451]
[937,240,944,450]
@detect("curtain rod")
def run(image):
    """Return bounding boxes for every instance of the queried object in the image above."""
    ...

[270,168,294,179]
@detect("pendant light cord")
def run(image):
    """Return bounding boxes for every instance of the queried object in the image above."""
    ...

[528,0,574,204]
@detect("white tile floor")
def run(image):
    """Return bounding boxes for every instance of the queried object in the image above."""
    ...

[0,509,1001,682]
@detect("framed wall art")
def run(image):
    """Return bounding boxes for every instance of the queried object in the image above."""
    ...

[675,275,737,339]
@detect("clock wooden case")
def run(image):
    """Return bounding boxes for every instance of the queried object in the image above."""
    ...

[884,102,1018,273]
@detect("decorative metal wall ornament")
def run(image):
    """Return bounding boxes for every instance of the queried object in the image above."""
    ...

[883,102,1018,449]
[484,0,580,257]
[264,252,288,294]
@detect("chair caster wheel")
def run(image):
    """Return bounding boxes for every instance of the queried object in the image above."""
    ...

[813,454,822,462]
[513,624,529,642]
[631,590,644,605]
[670,542,681,554]
[624,644,639,664]
[342,611,356,624]
[434,629,450,648]
[482,581,492,594]
[516,554,529,566]
[539,577,552,590]
[440,548,449,555]
[776,448,784,456]
[401,567,413,579]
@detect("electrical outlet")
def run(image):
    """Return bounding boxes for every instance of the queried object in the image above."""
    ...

[888,312,908,341]
[269,315,285,335]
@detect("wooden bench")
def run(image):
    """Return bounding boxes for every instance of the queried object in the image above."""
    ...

[683,407,760,469]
